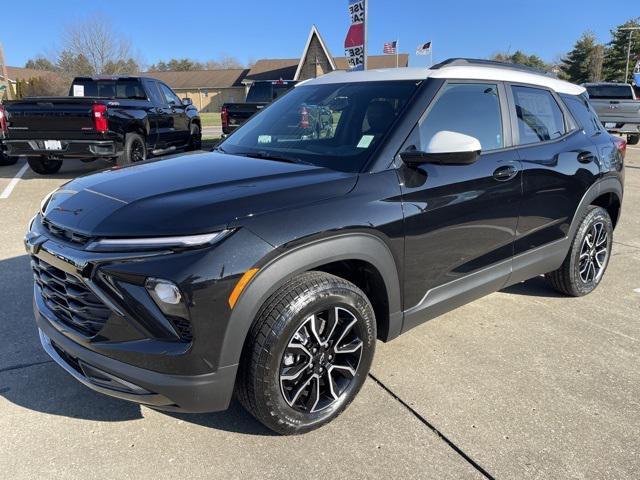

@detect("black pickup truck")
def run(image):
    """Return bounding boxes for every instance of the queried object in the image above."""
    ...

[3,76,201,174]
[221,80,295,135]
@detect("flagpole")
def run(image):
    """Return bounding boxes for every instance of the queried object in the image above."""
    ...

[396,36,399,68]
[363,0,368,70]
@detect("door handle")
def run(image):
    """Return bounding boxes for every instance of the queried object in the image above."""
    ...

[577,151,596,164]
[493,165,518,181]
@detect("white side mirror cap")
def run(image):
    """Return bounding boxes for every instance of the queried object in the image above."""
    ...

[425,131,482,154]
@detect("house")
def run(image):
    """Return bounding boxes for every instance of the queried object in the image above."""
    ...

[0,66,66,98]
[145,25,409,112]
[143,68,249,113]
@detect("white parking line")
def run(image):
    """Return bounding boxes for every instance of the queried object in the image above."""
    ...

[0,163,29,199]
[628,146,640,151]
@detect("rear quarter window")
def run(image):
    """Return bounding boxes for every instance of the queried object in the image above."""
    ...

[561,93,602,137]
[511,86,566,145]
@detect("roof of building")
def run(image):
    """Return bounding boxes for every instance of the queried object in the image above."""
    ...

[1,66,63,83]
[244,54,410,82]
[143,68,249,89]
[302,62,585,95]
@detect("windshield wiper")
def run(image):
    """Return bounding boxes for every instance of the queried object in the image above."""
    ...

[233,151,311,165]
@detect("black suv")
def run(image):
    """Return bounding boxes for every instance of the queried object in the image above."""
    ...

[25,59,625,434]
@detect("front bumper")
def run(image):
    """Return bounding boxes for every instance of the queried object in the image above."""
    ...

[36,313,237,412]
[24,216,273,412]
[5,139,121,159]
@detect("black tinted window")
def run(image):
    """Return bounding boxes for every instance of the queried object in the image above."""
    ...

[561,93,602,136]
[586,85,634,99]
[159,83,181,105]
[246,83,272,103]
[420,83,504,151]
[512,86,565,145]
[71,79,146,99]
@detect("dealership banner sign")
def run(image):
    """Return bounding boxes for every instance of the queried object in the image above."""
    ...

[344,0,367,71]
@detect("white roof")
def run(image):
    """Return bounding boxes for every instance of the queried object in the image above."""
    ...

[300,64,585,95]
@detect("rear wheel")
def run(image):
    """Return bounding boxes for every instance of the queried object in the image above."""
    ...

[27,157,62,175]
[118,133,147,166]
[546,205,613,296]
[236,271,376,435]
[627,134,639,146]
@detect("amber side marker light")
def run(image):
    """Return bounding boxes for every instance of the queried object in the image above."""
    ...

[228,268,259,309]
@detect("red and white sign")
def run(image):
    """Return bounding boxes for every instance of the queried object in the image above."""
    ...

[344,0,366,70]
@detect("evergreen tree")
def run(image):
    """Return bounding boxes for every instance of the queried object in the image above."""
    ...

[561,32,603,83]
[603,18,640,82]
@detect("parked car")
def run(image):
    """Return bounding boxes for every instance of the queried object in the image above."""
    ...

[221,80,296,135]
[3,76,201,174]
[584,82,640,145]
[26,59,624,435]
[0,103,17,166]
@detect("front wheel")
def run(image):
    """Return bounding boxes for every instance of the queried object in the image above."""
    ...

[546,205,613,296]
[27,157,62,175]
[236,271,376,435]
[186,123,201,151]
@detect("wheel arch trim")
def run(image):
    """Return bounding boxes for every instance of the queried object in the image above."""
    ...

[218,233,402,368]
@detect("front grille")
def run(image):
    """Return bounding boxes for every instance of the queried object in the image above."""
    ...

[42,218,91,245]
[31,256,111,336]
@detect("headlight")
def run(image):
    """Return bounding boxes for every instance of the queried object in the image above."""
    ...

[86,230,230,252]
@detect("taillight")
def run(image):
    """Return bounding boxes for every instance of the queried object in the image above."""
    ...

[0,104,7,135]
[92,104,108,133]
[613,136,626,159]
[300,106,310,129]
[221,106,228,129]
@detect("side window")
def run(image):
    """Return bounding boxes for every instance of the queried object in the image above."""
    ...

[145,80,165,106]
[511,86,566,145]
[561,93,602,137]
[419,83,504,151]
[159,83,181,106]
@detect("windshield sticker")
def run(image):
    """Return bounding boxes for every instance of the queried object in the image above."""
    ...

[72,85,84,97]
[357,135,374,149]
[258,135,272,144]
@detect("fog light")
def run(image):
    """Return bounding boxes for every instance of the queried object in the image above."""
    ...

[146,278,182,305]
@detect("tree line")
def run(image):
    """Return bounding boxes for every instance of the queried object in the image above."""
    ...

[490,17,640,84]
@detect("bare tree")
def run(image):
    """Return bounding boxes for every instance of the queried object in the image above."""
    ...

[62,14,138,75]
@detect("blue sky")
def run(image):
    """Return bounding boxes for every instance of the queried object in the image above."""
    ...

[2,0,637,69]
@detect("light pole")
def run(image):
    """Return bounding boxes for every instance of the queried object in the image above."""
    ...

[621,27,640,83]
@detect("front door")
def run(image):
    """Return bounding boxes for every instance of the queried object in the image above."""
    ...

[399,82,522,332]
[158,82,190,147]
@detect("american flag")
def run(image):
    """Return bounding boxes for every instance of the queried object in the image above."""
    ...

[383,41,397,55]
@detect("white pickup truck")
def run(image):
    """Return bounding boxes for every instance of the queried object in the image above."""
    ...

[584,82,640,145]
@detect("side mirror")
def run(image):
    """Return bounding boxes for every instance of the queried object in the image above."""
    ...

[182,98,193,106]
[400,131,481,167]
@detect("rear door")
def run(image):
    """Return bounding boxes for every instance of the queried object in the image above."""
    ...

[158,82,190,146]
[400,81,522,331]
[507,84,600,281]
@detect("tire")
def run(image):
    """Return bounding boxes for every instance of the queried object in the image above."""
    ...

[545,206,613,296]
[186,123,201,151]
[627,134,639,146]
[27,157,62,175]
[236,271,376,435]
[0,153,18,166]
[117,133,147,166]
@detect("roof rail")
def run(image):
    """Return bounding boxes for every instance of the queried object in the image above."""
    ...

[431,58,554,77]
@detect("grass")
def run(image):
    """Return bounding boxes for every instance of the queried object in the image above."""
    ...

[199,112,221,127]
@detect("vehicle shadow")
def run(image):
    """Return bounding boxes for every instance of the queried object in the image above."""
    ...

[0,254,272,435]
[500,275,566,298]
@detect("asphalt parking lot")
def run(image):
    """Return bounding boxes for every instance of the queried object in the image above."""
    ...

[0,148,639,479]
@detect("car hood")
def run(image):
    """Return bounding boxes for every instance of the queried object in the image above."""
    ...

[42,151,357,237]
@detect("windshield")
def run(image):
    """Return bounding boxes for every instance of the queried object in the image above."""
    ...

[586,85,634,100]
[220,80,420,172]
[70,79,147,99]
